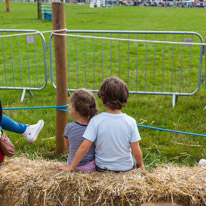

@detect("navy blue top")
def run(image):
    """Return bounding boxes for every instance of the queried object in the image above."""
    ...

[64,121,95,166]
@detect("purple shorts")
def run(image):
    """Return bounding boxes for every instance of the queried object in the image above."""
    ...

[75,160,96,171]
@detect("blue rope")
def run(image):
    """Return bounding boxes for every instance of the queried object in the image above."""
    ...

[137,124,206,138]
[2,105,205,137]
[2,104,70,112]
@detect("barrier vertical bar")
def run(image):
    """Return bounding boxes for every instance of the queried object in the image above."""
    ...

[145,34,148,92]
[127,33,130,87]
[1,32,7,86]
[26,35,31,87]
[119,33,121,78]
[102,33,104,81]
[9,33,15,86]
[93,33,95,89]
[110,33,112,77]
[76,33,78,88]
[188,35,194,93]
[162,34,166,92]
[180,35,184,93]
[102,33,104,82]
[171,34,175,92]
[17,34,23,87]
[34,36,39,87]
[153,34,157,92]
[136,34,139,91]
[67,36,70,89]
[84,33,87,88]
[52,2,68,153]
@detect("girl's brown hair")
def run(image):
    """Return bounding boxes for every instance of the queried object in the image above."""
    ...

[98,77,129,110]
[70,89,98,121]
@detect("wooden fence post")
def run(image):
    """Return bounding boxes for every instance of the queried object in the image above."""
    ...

[52,2,68,153]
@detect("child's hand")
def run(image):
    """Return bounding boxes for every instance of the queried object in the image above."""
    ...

[58,164,74,172]
[137,164,145,170]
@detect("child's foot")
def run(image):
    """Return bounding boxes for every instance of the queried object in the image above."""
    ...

[22,120,44,143]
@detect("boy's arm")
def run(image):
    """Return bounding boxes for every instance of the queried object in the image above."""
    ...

[58,139,93,172]
[130,141,144,169]
[64,137,69,151]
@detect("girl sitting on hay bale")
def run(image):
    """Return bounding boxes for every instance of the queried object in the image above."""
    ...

[59,89,98,171]
[59,77,144,172]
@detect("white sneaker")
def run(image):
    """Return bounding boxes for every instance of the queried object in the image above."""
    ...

[22,120,44,143]
[199,159,206,165]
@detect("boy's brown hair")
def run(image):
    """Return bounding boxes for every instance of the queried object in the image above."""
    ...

[70,89,98,121]
[98,77,129,110]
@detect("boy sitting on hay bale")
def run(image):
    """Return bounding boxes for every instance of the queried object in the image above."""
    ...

[59,77,144,172]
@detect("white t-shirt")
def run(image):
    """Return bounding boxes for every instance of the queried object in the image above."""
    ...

[83,112,141,171]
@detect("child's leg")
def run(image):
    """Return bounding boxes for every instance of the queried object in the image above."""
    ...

[0,114,44,144]
[96,165,107,172]
[75,160,96,171]
[0,114,27,134]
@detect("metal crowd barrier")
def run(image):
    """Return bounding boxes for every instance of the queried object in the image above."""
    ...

[0,29,204,106]
[50,30,204,107]
[0,29,47,101]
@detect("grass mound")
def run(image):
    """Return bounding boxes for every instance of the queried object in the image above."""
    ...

[0,158,205,206]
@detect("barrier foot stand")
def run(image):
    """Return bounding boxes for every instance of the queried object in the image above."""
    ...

[172,94,178,108]
[21,89,34,102]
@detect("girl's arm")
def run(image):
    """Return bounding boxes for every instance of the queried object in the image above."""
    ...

[64,137,69,151]
[58,139,93,172]
[130,141,144,169]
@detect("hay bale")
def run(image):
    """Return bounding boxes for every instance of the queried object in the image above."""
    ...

[0,158,205,206]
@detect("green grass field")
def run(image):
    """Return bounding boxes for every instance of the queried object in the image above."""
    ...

[0,2,206,169]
